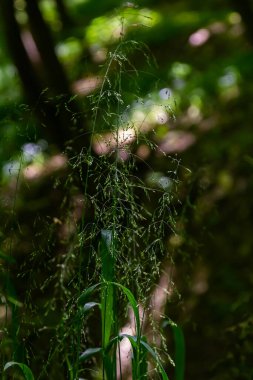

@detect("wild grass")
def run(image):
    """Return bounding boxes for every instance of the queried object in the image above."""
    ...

[2,15,185,380]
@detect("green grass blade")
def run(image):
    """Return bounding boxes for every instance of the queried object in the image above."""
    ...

[170,324,185,380]
[163,320,185,380]
[118,334,144,380]
[140,339,171,380]
[100,230,116,379]
[116,334,167,379]
[139,336,148,379]
[100,230,115,346]
[100,230,115,282]
[101,284,114,347]
[104,335,121,353]
[118,333,137,349]
[79,347,103,362]
[109,282,141,379]
[4,361,35,380]
[78,283,101,306]
[83,301,100,315]
[110,282,140,337]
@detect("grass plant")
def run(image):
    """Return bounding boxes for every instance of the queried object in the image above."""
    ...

[1,12,185,380]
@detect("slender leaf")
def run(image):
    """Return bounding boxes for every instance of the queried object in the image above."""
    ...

[100,231,115,348]
[110,282,140,337]
[4,361,35,380]
[171,324,185,380]
[163,320,185,380]
[100,230,114,282]
[78,283,101,306]
[116,334,167,379]
[101,282,115,346]
[104,335,121,354]
[83,301,100,314]
[139,335,148,379]
[140,340,171,380]
[6,296,23,307]
[79,347,102,362]
[120,334,138,379]
[100,230,116,379]
[118,333,137,349]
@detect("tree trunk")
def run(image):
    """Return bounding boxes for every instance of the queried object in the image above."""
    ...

[0,0,89,152]
[24,0,70,95]
[0,0,70,150]
[24,0,89,151]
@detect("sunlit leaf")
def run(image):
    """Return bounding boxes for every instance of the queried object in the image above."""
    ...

[83,301,100,314]
[79,347,102,362]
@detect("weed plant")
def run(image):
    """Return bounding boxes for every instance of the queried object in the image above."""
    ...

[1,20,184,380]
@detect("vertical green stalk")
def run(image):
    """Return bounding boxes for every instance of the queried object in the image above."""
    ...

[100,230,117,380]
[171,324,185,380]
